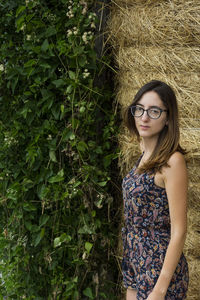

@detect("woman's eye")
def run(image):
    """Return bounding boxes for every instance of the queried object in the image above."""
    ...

[136,107,143,111]
[151,109,159,114]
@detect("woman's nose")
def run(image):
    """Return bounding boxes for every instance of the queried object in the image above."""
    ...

[141,110,150,121]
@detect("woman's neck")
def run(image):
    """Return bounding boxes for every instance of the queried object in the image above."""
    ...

[141,137,158,159]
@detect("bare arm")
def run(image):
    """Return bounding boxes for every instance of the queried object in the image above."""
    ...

[147,152,188,299]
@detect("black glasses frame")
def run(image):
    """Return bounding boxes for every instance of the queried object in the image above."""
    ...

[130,105,168,119]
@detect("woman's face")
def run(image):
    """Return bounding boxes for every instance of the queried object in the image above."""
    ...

[134,91,168,140]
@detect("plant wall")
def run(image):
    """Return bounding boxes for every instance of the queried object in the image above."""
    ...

[0,0,120,299]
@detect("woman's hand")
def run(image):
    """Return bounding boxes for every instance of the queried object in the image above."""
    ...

[146,290,165,300]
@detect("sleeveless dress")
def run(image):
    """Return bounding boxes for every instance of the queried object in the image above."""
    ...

[122,155,189,300]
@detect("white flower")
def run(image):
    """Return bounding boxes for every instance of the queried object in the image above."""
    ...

[82,32,88,44]
[0,64,4,71]
[83,69,90,79]
[82,7,87,15]
[82,252,87,260]
[47,134,52,140]
[91,23,96,29]
[26,35,31,40]
[67,29,72,37]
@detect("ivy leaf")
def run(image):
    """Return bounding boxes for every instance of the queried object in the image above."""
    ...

[97,181,107,187]
[16,5,26,17]
[52,79,65,88]
[49,150,57,162]
[23,202,37,212]
[24,59,37,68]
[54,237,61,248]
[15,15,25,31]
[41,39,49,52]
[69,71,76,80]
[45,26,57,37]
[85,242,93,253]
[39,214,49,227]
[78,55,87,67]
[53,234,71,248]
[83,287,94,299]
[48,169,64,183]
[34,228,45,247]
[78,225,94,234]
[77,141,88,152]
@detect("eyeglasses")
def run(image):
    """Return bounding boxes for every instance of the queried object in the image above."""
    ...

[130,105,168,119]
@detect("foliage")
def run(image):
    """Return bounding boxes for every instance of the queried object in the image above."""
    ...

[0,0,120,299]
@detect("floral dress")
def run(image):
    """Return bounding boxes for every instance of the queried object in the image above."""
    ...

[122,155,189,300]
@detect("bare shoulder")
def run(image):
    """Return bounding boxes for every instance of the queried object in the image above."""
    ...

[167,151,186,168]
[163,152,187,181]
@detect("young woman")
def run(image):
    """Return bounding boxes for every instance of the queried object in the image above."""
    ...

[122,80,189,300]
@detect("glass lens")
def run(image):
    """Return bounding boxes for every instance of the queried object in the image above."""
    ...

[132,106,143,117]
[148,108,161,119]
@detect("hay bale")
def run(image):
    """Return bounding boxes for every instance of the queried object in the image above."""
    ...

[186,258,200,300]
[109,1,200,48]
[184,209,200,258]
[109,1,200,299]
[115,73,200,117]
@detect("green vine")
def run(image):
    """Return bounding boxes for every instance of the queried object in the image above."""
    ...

[0,0,120,299]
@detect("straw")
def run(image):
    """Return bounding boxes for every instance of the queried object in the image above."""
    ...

[108,1,200,298]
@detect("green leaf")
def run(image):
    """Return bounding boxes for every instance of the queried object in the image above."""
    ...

[69,71,76,80]
[45,26,57,37]
[79,106,85,113]
[73,46,84,56]
[60,233,71,243]
[51,104,60,120]
[15,15,25,31]
[34,228,45,247]
[61,104,64,113]
[23,202,37,212]
[11,77,18,94]
[41,39,49,52]
[66,85,73,94]
[24,59,37,68]
[97,181,107,187]
[16,5,26,17]
[61,129,75,141]
[78,55,87,67]
[25,221,40,233]
[85,242,93,253]
[78,225,94,234]
[83,287,94,299]
[65,282,75,292]
[49,150,57,162]
[52,79,65,88]
[77,141,88,152]
[48,169,64,183]
[54,237,61,248]
[54,233,71,248]
[39,215,49,227]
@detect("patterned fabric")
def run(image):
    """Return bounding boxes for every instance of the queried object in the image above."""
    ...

[122,155,189,300]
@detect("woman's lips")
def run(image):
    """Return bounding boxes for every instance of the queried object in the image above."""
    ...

[140,125,150,130]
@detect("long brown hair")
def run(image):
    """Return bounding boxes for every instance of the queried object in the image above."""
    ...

[124,80,186,173]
